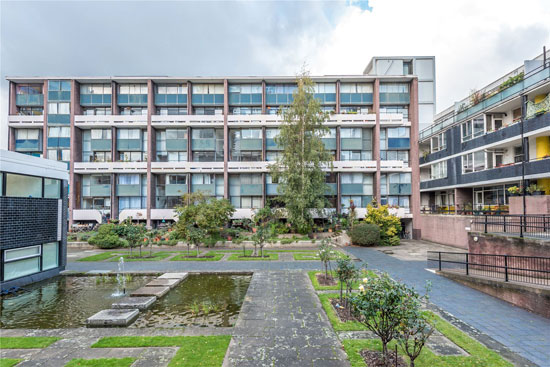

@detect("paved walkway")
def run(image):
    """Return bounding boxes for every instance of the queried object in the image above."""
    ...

[224,271,349,367]
[345,247,550,367]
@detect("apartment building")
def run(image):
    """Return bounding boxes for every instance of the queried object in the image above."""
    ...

[0,150,68,288]
[6,56,434,237]
[419,50,550,218]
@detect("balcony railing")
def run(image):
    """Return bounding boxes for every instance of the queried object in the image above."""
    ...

[420,63,550,141]
[472,214,550,239]
[421,204,509,216]
[526,92,550,119]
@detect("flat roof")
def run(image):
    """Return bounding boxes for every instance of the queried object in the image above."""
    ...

[0,150,68,181]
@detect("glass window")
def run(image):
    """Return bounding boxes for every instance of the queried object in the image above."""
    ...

[6,173,42,198]
[3,245,41,281]
[42,242,59,270]
[44,178,61,198]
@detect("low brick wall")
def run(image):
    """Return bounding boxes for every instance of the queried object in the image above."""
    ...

[419,214,474,249]
[509,195,550,215]
[438,271,550,318]
[468,232,550,258]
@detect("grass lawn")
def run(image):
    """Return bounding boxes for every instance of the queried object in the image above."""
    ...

[0,337,61,349]
[92,335,231,367]
[65,358,136,367]
[308,270,374,291]
[342,313,512,367]
[0,359,22,367]
[226,250,278,261]
[293,251,345,261]
[319,293,368,331]
[171,251,225,261]
[110,251,176,262]
[77,251,121,262]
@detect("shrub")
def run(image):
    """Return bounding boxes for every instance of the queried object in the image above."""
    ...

[88,224,128,249]
[79,233,92,242]
[67,233,77,242]
[388,236,400,246]
[349,223,380,246]
[364,201,401,246]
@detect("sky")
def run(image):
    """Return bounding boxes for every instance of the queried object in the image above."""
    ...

[1,0,549,148]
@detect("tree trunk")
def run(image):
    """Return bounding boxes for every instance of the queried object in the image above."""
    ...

[187,244,190,256]
[381,342,388,367]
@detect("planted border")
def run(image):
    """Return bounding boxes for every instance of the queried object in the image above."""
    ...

[0,337,61,349]
[171,251,225,261]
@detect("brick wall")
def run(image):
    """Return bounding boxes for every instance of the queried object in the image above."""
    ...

[419,214,473,249]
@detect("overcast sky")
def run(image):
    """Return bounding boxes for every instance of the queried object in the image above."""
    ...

[1,0,549,148]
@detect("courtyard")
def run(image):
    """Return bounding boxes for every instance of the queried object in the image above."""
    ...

[1,241,549,367]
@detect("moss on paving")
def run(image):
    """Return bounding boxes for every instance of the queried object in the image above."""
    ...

[0,337,61,349]
[92,335,231,367]
[65,358,136,367]
[0,359,22,367]
[343,313,512,366]
[171,251,225,261]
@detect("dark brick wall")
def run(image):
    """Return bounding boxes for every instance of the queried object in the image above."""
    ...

[0,197,59,249]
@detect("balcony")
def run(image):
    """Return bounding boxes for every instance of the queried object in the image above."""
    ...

[74,161,147,173]
[72,209,103,223]
[322,138,336,150]
[228,161,269,172]
[191,183,215,195]
[47,114,70,125]
[191,94,224,105]
[151,209,177,221]
[15,139,41,152]
[15,94,44,106]
[80,94,112,106]
[266,138,282,150]
[90,139,112,151]
[341,183,365,195]
[191,138,216,151]
[152,114,223,126]
[379,92,410,104]
[165,184,188,196]
[340,138,363,150]
[326,114,376,126]
[240,184,263,196]
[48,91,71,101]
[155,93,187,105]
[340,92,373,105]
[331,160,376,172]
[75,115,147,127]
[117,94,147,106]
[117,139,142,151]
[166,139,187,151]
[236,139,262,151]
[8,115,44,126]
[325,183,337,196]
[151,161,224,173]
[266,183,278,196]
[116,184,141,196]
[228,93,262,105]
[89,184,111,197]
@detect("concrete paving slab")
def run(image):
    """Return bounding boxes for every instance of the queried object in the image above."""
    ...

[86,309,139,327]
[131,286,170,298]
[112,296,157,310]
[145,278,181,288]
[158,272,188,280]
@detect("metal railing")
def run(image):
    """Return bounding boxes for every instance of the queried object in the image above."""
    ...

[420,204,509,216]
[427,251,550,286]
[472,214,550,239]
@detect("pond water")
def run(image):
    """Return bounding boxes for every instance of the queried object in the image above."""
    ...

[0,275,153,329]
[131,274,251,328]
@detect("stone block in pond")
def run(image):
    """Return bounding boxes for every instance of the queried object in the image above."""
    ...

[112,296,156,310]
[158,272,188,280]
[131,286,170,298]
[86,309,139,327]
[146,278,181,289]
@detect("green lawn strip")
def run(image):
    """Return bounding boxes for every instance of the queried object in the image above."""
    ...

[0,337,61,349]
[0,359,22,367]
[226,250,278,261]
[308,270,374,291]
[342,314,512,367]
[92,335,231,367]
[171,251,225,261]
[109,251,176,262]
[293,251,344,261]
[65,358,135,367]
[319,293,368,331]
[77,251,122,262]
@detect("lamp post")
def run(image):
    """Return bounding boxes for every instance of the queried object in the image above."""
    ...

[520,94,527,238]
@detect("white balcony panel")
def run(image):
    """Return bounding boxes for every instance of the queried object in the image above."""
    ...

[119,209,147,222]
[379,113,408,126]
[227,161,269,172]
[151,209,178,221]
[232,208,255,219]
[8,115,45,127]
[75,115,147,127]
[326,114,376,127]
[151,115,224,127]
[380,161,411,171]
[331,160,377,172]
[74,161,147,173]
[227,114,282,127]
[72,209,103,223]
[150,161,224,173]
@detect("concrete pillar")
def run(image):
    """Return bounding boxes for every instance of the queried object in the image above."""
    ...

[409,78,421,239]
[111,81,119,115]
[455,187,473,213]
[43,81,48,157]
[69,80,81,227]
[187,126,192,162]
[111,173,118,221]
[223,79,229,199]
[336,126,341,161]
[261,80,266,115]
[187,82,193,115]
[262,126,266,161]
[9,81,17,115]
[336,172,341,214]
[146,80,154,228]
[373,79,381,203]
[335,80,340,114]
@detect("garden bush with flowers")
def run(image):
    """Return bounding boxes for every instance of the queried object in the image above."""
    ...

[362,200,402,246]
[349,274,433,367]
